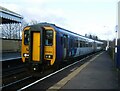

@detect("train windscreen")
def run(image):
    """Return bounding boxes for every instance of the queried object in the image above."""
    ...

[24,30,29,45]
[45,30,53,46]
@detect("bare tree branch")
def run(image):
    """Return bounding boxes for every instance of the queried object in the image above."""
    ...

[1,20,28,39]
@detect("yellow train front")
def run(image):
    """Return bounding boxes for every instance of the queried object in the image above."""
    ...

[22,23,56,72]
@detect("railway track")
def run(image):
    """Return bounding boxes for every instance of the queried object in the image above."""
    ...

[2,76,32,88]
[2,57,30,90]
[2,57,22,69]
[2,58,25,78]
[3,65,26,78]
[2,52,100,90]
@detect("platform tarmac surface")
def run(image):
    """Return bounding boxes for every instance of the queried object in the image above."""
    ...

[48,51,118,90]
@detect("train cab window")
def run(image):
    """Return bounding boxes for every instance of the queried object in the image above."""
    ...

[24,30,29,45]
[45,30,53,46]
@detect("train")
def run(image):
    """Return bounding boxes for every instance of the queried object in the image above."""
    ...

[21,22,103,72]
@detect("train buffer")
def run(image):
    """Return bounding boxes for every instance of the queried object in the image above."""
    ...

[49,51,119,89]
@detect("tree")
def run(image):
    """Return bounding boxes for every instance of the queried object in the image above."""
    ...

[84,33,99,40]
[89,34,92,39]
[29,20,38,25]
[85,34,87,37]
[1,20,28,39]
[95,36,98,40]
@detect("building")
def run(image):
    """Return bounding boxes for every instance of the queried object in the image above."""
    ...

[0,6,23,24]
[0,6,23,52]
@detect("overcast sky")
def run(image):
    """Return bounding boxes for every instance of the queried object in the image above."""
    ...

[1,0,118,40]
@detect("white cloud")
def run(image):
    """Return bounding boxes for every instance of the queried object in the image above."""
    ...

[1,3,20,13]
[0,0,117,40]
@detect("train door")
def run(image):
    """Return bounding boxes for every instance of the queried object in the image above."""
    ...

[32,32,41,61]
[63,35,68,60]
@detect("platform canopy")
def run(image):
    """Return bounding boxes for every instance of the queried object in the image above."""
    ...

[0,6,23,24]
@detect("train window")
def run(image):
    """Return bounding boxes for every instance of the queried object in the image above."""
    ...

[71,39,74,47]
[86,42,88,47]
[61,37,63,45]
[78,40,80,47]
[83,41,86,47]
[63,35,68,48]
[90,42,93,47]
[70,38,73,47]
[45,30,53,46]
[80,41,83,47]
[89,42,91,47]
[75,40,78,47]
[24,30,29,45]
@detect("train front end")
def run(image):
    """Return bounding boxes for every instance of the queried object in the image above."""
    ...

[21,24,56,72]
[22,27,30,63]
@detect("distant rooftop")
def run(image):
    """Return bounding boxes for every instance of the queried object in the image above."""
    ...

[0,6,23,24]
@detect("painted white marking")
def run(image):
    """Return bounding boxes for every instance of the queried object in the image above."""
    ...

[47,52,103,90]
[1,57,21,61]
[17,52,103,91]
[1,76,32,89]
[70,67,78,72]
[115,47,117,53]
[17,60,80,91]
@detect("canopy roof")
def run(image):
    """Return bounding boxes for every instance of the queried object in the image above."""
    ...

[0,6,23,24]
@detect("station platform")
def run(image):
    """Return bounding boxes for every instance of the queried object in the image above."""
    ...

[1,52,21,61]
[61,51,118,89]
[49,51,119,90]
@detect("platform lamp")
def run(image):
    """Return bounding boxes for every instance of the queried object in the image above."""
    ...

[115,25,118,54]
[115,25,118,69]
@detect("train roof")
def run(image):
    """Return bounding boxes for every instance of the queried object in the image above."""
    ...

[28,22,103,44]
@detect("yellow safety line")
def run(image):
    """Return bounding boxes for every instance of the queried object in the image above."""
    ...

[47,52,103,90]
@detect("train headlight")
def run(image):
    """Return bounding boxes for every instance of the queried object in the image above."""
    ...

[45,55,53,59]
[23,53,29,57]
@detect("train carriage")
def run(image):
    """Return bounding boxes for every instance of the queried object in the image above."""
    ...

[22,23,103,72]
